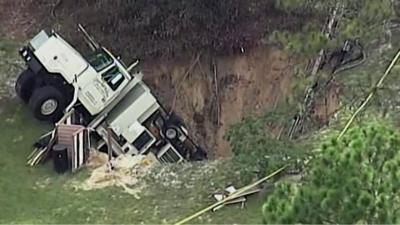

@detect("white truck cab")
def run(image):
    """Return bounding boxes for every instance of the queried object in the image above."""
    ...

[20,31,134,117]
[17,28,207,163]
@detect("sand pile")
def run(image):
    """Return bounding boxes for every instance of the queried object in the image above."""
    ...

[74,151,159,198]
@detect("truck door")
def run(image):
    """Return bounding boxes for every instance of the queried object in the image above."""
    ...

[80,65,127,114]
[78,50,129,115]
[80,75,111,113]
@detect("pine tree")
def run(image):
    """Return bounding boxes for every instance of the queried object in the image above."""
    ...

[272,0,394,55]
[263,121,400,223]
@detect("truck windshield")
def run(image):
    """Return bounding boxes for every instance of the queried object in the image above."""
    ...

[86,49,113,72]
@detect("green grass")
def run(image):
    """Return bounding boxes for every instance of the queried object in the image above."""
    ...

[0,35,268,224]
[0,103,266,224]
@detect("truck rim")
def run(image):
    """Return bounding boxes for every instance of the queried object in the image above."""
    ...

[166,128,177,139]
[41,99,58,115]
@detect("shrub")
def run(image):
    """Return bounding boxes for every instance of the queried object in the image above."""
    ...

[263,121,400,224]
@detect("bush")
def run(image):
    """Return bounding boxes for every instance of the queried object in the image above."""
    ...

[263,121,400,224]
[271,0,394,57]
[226,107,311,178]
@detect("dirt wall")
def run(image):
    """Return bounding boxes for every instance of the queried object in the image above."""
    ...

[142,46,293,157]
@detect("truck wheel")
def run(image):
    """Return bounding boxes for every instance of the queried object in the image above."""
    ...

[28,86,66,122]
[167,113,188,135]
[165,127,178,140]
[15,69,36,102]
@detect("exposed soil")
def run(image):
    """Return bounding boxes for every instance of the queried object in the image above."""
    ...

[143,47,293,157]
[0,1,339,158]
[313,79,341,127]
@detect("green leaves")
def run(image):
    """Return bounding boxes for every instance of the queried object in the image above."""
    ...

[263,121,400,223]
[271,0,394,57]
[272,30,329,56]
[226,106,311,177]
[274,0,335,11]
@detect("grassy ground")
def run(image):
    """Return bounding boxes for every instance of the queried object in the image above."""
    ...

[0,37,266,224]
[3,28,395,224]
[0,103,266,224]
[0,37,21,101]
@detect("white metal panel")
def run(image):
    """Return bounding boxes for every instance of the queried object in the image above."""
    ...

[88,76,143,129]
[122,121,145,143]
[109,91,158,129]
[34,36,88,83]
[77,67,115,115]
[29,30,49,50]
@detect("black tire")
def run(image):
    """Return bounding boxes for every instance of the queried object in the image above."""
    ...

[28,86,66,123]
[15,69,36,102]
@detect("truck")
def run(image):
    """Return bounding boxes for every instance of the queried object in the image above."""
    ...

[16,25,207,167]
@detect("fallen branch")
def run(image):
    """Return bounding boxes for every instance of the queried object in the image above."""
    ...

[212,60,220,125]
[173,165,287,225]
[309,2,343,76]
[51,0,63,18]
